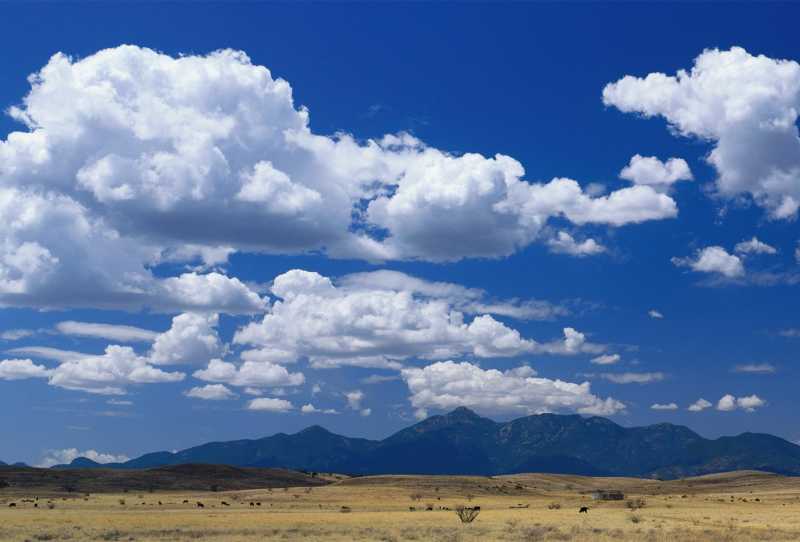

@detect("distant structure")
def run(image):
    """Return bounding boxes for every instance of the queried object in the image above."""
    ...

[591,489,624,501]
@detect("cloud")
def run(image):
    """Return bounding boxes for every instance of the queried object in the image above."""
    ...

[301,403,338,414]
[149,313,222,366]
[732,363,776,374]
[650,402,678,411]
[38,448,129,468]
[0,44,680,314]
[0,329,35,341]
[8,312,237,395]
[16,344,184,395]
[401,360,625,417]
[779,328,800,338]
[46,345,185,395]
[547,231,606,257]
[184,384,237,401]
[345,390,365,411]
[591,353,620,365]
[688,398,712,412]
[648,309,664,319]
[0,358,50,380]
[604,47,800,219]
[734,237,777,256]
[246,397,294,412]
[107,399,133,406]
[234,269,603,369]
[619,155,693,191]
[0,188,264,312]
[56,321,158,343]
[360,374,400,385]
[193,358,304,389]
[595,372,665,384]
[7,346,86,363]
[340,269,569,321]
[672,246,744,278]
[717,393,766,412]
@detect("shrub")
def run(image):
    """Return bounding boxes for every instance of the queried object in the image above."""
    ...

[626,498,646,510]
[340,506,352,513]
[547,502,562,510]
[455,505,480,524]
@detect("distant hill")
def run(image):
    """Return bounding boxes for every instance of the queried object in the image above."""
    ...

[0,464,330,493]
[55,408,800,479]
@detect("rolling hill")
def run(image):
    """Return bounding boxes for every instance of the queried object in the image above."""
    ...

[56,408,800,479]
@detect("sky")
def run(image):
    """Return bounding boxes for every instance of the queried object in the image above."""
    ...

[0,2,799,467]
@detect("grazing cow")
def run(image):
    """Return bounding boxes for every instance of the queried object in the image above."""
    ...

[158,501,163,506]
[8,503,16,508]
[579,506,589,513]
[34,503,38,508]
[221,501,229,506]
[183,499,189,504]
[256,502,261,506]
[249,502,255,507]
[196,502,205,508]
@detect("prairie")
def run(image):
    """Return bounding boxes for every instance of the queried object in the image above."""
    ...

[2,470,800,541]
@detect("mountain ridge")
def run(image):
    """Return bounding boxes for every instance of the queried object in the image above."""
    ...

[57,408,800,479]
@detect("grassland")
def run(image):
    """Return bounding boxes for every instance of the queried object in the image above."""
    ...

[2,470,800,541]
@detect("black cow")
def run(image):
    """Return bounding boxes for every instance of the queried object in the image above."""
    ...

[579,506,589,513]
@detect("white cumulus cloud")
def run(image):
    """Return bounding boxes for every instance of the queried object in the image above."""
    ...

[401,360,625,417]
[38,448,129,468]
[605,46,800,219]
[717,393,766,412]
[619,154,693,191]
[688,398,712,412]
[672,246,745,278]
[184,384,237,401]
[734,237,777,255]
[650,402,678,411]
[0,44,680,315]
[247,397,294,412]
[234,269,603,369]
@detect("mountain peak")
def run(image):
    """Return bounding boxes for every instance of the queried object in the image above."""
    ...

[297,425,333,436]
[444,406,482,420]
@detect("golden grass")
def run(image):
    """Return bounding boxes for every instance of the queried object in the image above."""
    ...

[2,471,800,541]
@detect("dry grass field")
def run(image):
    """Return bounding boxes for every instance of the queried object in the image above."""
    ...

[2,470,800,541]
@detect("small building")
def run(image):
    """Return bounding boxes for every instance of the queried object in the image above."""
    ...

[591,489,625,501]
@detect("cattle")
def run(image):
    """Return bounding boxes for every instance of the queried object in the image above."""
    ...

[158,501,163,506]
[196,502,205,508]
[8,503,16,508]
[579,506,589,513]
[249,502,255,507]
[221,501,229,506]
[256,502,261,506]
[183,499,189,504]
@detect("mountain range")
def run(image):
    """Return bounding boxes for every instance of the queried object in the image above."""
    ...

[42,408,800,479]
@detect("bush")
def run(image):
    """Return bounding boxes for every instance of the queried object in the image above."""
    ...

[547,502,562,510]
[626,498,646,510]
[455,505,480,524]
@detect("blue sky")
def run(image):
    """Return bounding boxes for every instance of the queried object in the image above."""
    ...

[0,3,799,467]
